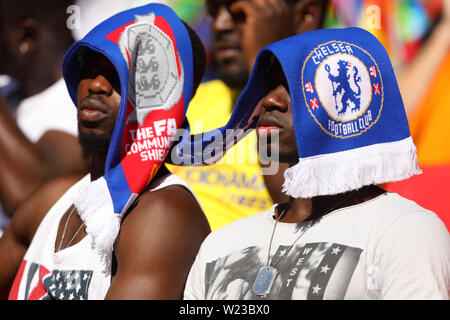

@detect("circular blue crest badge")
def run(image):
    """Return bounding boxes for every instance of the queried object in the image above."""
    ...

[301,40,383,138]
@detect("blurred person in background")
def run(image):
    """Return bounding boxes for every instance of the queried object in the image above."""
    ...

[0,0,84,226]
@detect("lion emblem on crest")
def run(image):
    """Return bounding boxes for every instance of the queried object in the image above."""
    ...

[325,60,362,115]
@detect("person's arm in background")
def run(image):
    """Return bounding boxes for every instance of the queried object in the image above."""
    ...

[0,94,86,216]
[397,0,450,116]
[0,175,79,299]
[229,0,296,71]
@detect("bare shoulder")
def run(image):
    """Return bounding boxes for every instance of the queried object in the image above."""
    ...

[109,181,210,299]
[9,174,84,245]
[120,183,210,247]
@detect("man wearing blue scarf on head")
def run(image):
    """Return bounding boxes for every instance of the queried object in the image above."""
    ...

[0,4,210,300]
[183,28,450,300]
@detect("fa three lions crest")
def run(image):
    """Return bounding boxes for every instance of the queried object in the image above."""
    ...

[118,12,184,126]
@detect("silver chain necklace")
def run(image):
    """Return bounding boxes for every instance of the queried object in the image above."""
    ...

[252,191,357,297]
[58,205,85,252]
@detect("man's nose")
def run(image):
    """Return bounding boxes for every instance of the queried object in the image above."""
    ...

[88,74,113,96]
[262,85,289,112]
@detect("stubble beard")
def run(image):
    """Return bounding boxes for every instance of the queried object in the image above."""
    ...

[77,125,111,156]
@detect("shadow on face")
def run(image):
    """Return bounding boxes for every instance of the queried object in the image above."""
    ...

[76,48,121,155]
[257,58,298,165]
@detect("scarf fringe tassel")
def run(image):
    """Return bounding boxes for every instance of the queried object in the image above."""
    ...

[282,137,422,198]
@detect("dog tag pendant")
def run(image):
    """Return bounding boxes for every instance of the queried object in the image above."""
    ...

[252,266,278,297]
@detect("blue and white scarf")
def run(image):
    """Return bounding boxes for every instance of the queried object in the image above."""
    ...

[173,27,421,198]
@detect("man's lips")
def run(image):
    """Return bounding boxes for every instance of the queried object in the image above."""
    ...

[256,125,282,136]
[78,98,109,123]
[256,116,284,136]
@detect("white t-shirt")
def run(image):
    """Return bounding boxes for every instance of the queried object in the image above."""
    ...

[184,192,450,300]
[15,78,78,143]
[9,173,199,300]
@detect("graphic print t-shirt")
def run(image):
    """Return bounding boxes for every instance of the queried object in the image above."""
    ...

[184,193,450,300]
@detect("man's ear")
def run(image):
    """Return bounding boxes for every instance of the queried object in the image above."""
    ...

[10,18,41,55]
[292,0,328,35]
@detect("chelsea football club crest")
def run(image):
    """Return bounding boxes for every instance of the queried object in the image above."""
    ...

[302,40,383,138]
